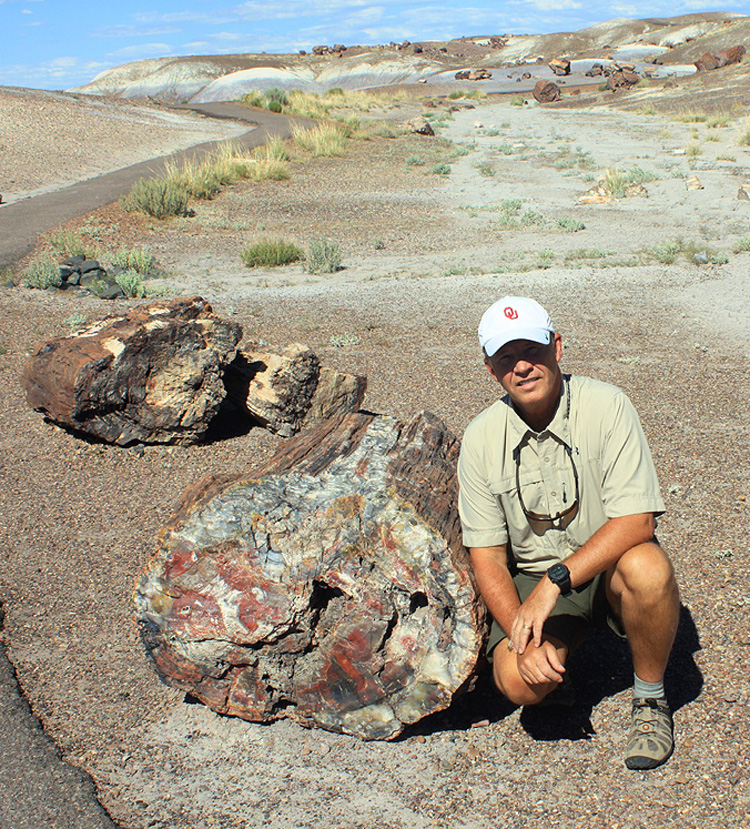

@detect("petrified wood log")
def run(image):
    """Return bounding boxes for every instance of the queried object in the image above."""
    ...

[224,345,367,437]
[21,297,241,445]
[134,411,484,740]
[533,80,560,103]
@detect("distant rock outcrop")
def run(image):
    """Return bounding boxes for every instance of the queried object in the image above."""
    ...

[694,45,746,71]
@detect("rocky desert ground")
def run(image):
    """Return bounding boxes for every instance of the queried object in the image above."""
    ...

[1,15,750,829]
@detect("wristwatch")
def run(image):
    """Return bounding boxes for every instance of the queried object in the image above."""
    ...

[547,562,572,596]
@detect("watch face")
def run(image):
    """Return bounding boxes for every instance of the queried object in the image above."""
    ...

[549,563,567,581]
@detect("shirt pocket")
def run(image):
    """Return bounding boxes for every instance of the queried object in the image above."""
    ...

[487,474,542,554]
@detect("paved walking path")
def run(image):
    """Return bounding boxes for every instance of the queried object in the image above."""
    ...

[0,105,301,268]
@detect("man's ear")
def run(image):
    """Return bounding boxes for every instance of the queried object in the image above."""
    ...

[553,333,563,362]
[484,356,500,383]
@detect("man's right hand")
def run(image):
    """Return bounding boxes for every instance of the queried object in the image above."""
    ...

[514,638,566,686]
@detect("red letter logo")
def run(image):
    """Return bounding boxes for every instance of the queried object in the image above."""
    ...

[504,306,518,320]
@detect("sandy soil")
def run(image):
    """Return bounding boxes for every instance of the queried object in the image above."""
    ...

[0,88,250,204]
[1,92,749,828]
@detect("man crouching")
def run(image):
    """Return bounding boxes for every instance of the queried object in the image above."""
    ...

[457,296,680,770]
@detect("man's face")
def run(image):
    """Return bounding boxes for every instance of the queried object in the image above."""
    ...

[485,334,563,416]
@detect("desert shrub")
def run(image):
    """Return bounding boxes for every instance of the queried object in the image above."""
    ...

[111,246,155,273]
[266,87,289,106]
[405,155,426,167]
[649,240,682,264]
[121,176,189,218]
[735,234,750,251]
[449,145,471,158]
[115,269,147,298]
[21,257,62,289]
[557,217,585,232]
[476,162,494,177]
[242,91,266,108]
[624,166,657,185]
[259,136,291,162]
[329,332,360,347]
[66,312,88,332]
[305,239,342,273]
[291,123,348,156]
[241,239,303,268]
[430,162,451,175]
[686,143,702,158]
[448,90,465,100]
[602,168,627,198]
[268,100,282,113]
[326,87,345,96]
[47,229,97,259]
[510,94,525,106]
[536,249,555,268]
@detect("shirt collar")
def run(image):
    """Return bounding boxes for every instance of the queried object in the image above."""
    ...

[505,374,572,450]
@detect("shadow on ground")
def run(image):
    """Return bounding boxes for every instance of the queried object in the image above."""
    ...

[404,604,702,743]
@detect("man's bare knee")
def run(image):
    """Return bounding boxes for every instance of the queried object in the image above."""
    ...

[609,541,676,601]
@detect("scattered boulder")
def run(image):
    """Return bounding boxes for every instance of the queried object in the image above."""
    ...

[454,69,492,81]
[548,58,571,76]
[533,80,560,103]
[22,297,242,445]
[686,175,704,191]
[134,410,484,740]
[737,186,750,200]
[606,70,639,91]
[405,116,434,136]
[585,63,604,77]
[695,45,745,71]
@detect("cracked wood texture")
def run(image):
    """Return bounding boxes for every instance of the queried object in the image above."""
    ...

[21,296,242,445]
[134,411,484,740]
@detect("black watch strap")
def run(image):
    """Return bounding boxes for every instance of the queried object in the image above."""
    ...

[547,562,572,596]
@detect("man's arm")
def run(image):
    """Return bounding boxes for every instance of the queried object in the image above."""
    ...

[468,544,520,636]
[510,512,656,654]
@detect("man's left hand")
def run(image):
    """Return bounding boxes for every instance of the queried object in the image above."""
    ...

[509,576,560,654]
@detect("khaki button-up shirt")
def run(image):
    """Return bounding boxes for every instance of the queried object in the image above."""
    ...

[458,375,664,574]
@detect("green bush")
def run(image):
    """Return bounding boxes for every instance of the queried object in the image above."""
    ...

[305,239,343,274]
[266,87,289,106]
[241,239,303,268]
[326,87,345,96]
[430,162,451,176]
[242,91,266,108]
[115,269,147,298]
[21,257,62,289]
[121,177,189,219]
[405,155,426,167]
[268,100,283,113]
[510,94,525,106]
[557,217,586,233]
[111,246,155,273]
[47,229,97,259]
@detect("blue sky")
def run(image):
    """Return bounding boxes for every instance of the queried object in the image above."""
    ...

[1,0,748,90]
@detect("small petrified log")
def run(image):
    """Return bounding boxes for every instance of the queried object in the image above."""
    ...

[548,57,570,76]
[695,45,745,71]
[224,345,367,437]
[21,297,241,445]
[533,80,560,103]
[134,411,484,740]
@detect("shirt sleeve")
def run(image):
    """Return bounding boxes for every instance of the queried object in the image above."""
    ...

[600,391,665,519]
[457,426,509,548]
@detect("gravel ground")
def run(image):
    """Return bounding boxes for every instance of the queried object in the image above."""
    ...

[1,93,749,828]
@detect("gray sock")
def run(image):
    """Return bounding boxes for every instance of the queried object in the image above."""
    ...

[633,674,665,700]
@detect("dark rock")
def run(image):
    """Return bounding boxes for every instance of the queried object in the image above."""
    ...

[585,63,604,77]
[21,296,242,445]
[95,283,125,300]
[413,45,423,54]
[63,255,86,267]
[695,45,746,71]
[133,410,484,740]
[533,80,560,103]
[606,70,639,91]
[79,259,102,274]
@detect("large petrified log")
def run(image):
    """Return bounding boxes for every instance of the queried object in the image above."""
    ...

[134,411,484,740]
[21,297,241,445]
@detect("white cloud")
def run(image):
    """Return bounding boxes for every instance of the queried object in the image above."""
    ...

[108,43,176,59]
[93,25,181,38]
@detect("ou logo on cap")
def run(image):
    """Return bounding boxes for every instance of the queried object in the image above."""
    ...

[504,307,518,320]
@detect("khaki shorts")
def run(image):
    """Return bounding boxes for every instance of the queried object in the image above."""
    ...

[486,570,626,659]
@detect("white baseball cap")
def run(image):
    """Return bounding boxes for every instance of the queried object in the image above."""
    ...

[478,296,554,357]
